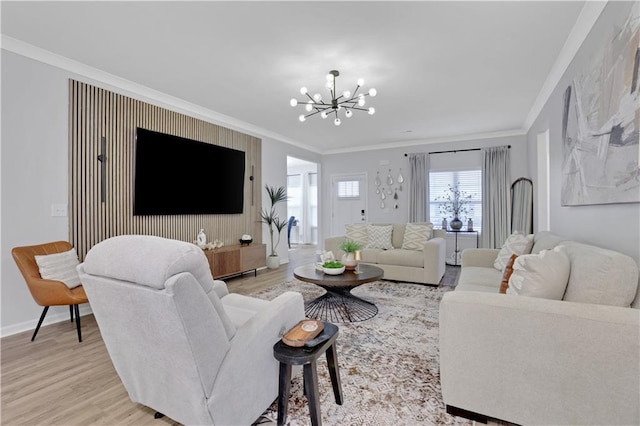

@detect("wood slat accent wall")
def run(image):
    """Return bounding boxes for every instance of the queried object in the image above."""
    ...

[69,80,262,259]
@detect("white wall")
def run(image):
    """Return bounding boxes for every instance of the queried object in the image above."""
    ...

[320,133,528,242]
[0,50,321,336]
[260,138,321,263]
[1,51,85,336]
[526,1,640,264]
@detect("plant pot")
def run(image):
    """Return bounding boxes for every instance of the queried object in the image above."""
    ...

[450,215,463,230]
[341,252,357,270]
[267,255,280,269]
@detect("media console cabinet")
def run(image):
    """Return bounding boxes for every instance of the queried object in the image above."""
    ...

[202,243,267,279]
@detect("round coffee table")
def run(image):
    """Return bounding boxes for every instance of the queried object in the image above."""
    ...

[293,263,384,323]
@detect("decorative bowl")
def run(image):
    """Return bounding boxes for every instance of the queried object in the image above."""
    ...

[323,265,346,275]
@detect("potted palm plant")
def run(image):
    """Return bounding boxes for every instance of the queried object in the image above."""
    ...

[260,184,288,269]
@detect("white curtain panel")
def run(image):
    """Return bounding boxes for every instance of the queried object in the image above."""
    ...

[481,146,511,248]
[408,153,429,222]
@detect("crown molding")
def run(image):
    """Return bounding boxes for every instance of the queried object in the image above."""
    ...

[1,35,322,154]
[522,1,607,132]
[323,128,527,155]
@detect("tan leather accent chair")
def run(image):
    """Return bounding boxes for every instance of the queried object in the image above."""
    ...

[11,241,88,342]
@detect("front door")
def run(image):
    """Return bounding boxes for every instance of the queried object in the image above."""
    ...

[330,173,367,237]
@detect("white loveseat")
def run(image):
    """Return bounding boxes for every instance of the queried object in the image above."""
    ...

[324,223,447,285]
[439,231,640,425]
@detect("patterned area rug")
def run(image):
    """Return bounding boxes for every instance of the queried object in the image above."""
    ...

[250,278,471,426]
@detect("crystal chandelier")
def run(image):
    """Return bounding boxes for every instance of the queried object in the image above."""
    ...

[290,70,377,126]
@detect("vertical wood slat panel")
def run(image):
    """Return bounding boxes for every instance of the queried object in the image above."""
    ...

[69,80,262,259]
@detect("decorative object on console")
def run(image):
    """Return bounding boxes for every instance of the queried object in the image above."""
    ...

[450,215,463,230]
[239,234,253,246]
[202,240,224,250]
[441,218,448,230]
[467,218,473,231]
[196,229,206,248]
[290,70,376,126]
[260,185,288,269]
[437,183,474,231]
[339,240,363,270]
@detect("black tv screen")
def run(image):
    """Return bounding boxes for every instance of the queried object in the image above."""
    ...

[134,128,245,215]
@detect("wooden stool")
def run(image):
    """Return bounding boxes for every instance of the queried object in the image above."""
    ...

[273,322,343,426]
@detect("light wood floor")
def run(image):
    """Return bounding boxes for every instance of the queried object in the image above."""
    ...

[1,245,318,426]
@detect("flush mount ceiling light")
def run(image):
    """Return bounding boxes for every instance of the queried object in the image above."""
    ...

[290,70,376,126]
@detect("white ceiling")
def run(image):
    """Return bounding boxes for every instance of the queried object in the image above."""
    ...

[1,1,587,154]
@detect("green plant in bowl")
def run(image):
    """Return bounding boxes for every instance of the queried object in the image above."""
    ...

[322,261,344,268]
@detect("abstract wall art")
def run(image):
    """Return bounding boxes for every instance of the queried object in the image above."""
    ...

[561,4,640,206]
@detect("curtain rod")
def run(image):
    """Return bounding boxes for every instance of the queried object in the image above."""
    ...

[404,145,511,156]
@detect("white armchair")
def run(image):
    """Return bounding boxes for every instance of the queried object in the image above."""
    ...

[77,235,304,425]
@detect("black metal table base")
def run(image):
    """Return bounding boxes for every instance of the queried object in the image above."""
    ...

[305,288,378,323]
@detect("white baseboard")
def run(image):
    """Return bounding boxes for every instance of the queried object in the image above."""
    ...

[1,304,93,338]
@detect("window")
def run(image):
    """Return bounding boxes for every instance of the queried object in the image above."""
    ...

[337,180,360,199]
[429,170,482,231]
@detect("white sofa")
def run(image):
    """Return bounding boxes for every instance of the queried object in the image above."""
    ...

[324,223,446,285]
[439,231,640,425]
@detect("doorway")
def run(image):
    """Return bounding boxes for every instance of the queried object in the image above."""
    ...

[286,157,319,249]
[330,173,367,237]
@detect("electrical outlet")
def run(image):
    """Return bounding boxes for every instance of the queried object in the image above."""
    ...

[51,204,68,217]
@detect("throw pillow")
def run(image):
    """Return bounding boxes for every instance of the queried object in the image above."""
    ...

[499,254,518,294]
[401,223,433,251]
[35,248,82,289]
[506,246,570,300]
[494,232,534,271]
[345,223,368,247]
[366,224,394,250]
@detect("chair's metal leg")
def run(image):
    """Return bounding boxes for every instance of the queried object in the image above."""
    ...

[69,305,74,322]
[31,306,49,341]
[154,412,165,419]
[74,304,82,342]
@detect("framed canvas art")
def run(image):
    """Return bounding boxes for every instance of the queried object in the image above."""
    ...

[561,4,640,206]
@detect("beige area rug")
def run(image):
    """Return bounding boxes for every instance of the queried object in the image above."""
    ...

[250,280,471,426]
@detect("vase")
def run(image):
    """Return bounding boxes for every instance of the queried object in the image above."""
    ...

[266,255,280,269]
[450,215,463,230]
[341,252,357,270]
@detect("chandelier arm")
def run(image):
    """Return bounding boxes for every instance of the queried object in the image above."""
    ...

[303,109,326,119]
[305,93,315,102]
[348,107,370,112]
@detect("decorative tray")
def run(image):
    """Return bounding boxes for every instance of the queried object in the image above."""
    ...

[282,320,324,347]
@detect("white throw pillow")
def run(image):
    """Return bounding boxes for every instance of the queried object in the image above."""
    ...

[401,223,433,251]
[506,246,570,300]
[35,248,82,289]
[366,225,394,250]
[494,232,534,271]
[345,223,368,247]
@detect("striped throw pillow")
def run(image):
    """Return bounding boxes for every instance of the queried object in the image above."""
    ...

[401,223,433,251]
[345,223,368,247]
[35,248,82,289]
[366,225,394,250]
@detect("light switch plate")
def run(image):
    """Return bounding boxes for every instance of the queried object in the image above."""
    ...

[51,204,68,217]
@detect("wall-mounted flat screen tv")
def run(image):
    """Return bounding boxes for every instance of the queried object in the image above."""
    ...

[134,128,245,215]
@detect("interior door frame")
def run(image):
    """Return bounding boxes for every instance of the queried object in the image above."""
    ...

[329,172,368,236]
